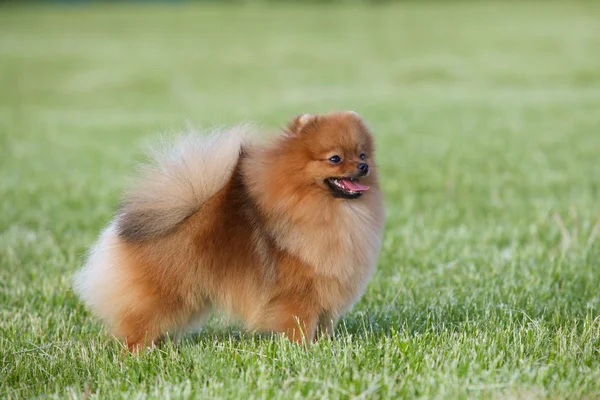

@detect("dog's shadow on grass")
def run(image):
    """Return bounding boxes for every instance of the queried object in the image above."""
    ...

[176,304,501,348]
[330,308,483,341]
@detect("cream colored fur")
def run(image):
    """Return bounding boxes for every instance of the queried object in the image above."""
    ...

[117,125,252,240]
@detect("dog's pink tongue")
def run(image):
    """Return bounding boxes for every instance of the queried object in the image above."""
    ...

[340,179,369,192]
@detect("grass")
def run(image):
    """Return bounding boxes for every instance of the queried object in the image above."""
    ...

[1,1,600,398]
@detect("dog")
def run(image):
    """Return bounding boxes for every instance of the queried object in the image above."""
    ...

[73,111,385,351]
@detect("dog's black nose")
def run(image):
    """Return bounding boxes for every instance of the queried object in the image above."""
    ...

[357,163,369,175]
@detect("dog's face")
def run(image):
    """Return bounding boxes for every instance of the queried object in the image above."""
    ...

[285,111,376,200]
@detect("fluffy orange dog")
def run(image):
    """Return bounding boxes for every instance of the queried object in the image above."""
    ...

[74,111,385,351]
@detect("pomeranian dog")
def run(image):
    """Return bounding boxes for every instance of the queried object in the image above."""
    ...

[73,111,385,351]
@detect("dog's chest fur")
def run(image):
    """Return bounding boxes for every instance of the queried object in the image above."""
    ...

[268,199,384,311]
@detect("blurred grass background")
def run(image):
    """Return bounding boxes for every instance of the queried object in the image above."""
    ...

[1,1,600,399]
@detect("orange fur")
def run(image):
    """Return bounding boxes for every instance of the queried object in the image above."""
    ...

[73,111,385,350]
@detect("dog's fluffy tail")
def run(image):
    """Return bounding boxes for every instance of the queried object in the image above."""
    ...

[116,125,252,241]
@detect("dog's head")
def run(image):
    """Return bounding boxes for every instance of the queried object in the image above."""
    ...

[242,111,381,225]
[280,111,377,200]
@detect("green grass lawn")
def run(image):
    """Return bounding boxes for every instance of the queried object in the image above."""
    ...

[1,1,600,398]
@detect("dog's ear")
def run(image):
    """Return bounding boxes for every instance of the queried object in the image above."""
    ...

[286,113,319,135]
[344,110,370,130]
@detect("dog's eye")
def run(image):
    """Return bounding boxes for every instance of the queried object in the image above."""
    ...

[329,155,342,164]
[359,153,366,160]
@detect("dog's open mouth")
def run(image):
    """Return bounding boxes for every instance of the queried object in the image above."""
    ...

[325,177,369,199]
